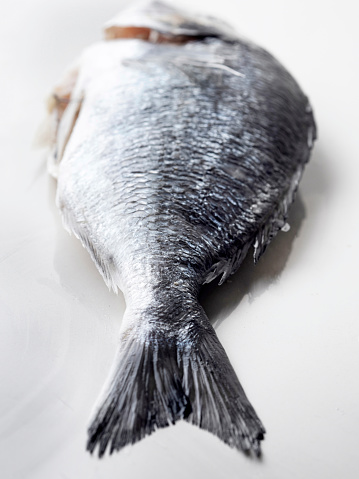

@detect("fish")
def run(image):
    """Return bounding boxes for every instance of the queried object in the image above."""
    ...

[44,0,316,458]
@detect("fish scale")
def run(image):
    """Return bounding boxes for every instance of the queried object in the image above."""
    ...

[45,1,316,457]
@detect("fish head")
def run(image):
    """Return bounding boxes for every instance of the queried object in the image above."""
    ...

[104,1,238,43]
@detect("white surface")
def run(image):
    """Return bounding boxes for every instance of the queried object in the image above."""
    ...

[1,1,359,478]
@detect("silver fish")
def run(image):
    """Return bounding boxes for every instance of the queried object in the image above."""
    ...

[45,0,316,458]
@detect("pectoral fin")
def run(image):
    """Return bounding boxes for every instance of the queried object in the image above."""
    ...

[44,61,83,177]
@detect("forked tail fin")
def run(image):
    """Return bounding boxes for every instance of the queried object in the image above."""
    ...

[87,308,265,457]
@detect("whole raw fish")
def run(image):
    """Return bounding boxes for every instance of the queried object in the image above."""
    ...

[45,0,316,457]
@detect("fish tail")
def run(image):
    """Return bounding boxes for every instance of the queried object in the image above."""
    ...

[86,306,265,457]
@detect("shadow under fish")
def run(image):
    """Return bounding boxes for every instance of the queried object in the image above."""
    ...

[200,192,307,327]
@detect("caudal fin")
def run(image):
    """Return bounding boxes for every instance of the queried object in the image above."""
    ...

[87,311,265,457]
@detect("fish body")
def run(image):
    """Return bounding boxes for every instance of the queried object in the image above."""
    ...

[46,1,316,457]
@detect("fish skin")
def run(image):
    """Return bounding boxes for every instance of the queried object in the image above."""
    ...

[48,1,316,458]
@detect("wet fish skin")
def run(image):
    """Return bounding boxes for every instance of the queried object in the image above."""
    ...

[47,1,316,458]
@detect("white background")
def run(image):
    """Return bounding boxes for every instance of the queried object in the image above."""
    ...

[1,1,358,478]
